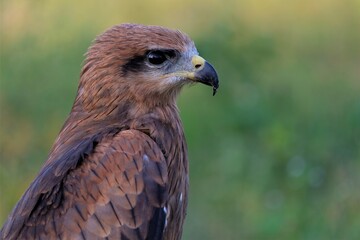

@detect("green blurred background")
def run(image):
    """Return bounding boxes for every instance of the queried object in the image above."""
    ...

[1,0,360,239]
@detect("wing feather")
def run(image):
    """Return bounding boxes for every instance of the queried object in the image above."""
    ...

[1,129,168,239]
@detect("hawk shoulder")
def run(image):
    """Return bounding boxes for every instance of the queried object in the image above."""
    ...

[1,129,169,240]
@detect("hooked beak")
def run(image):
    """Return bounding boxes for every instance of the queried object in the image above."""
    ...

[190,55,219,96]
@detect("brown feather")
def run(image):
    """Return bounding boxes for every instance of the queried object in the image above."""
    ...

[1,24,195,240]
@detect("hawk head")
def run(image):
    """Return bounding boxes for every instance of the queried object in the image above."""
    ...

[76,23,219,112]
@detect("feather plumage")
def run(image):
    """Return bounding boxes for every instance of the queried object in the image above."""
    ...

[1,23,218,240]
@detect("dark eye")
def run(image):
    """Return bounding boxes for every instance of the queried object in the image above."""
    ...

[147,51,168,65]
[146,50,176,66]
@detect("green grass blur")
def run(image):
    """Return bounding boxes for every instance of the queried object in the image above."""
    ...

[1,0,360,239]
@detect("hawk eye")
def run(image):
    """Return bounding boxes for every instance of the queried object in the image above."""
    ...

[146,50,175,66]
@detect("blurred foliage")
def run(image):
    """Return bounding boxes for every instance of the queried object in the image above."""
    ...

[1,0,360,239]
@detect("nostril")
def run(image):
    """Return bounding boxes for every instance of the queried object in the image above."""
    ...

[195,64,202,69]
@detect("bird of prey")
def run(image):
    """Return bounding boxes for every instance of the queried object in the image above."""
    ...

[1,23,219,240]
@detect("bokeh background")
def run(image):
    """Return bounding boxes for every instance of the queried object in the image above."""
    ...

[1,0,360,239]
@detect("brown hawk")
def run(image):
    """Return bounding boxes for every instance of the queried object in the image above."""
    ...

[1,23,219,240]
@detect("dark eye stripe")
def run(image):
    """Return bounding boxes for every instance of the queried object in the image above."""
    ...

[121,49,178,75]
[121,55,145,75]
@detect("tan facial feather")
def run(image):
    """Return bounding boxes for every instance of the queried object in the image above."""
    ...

[76,24,194,113]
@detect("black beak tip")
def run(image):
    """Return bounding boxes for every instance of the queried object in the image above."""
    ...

[213,87,217,96]
[212,78,219,96]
